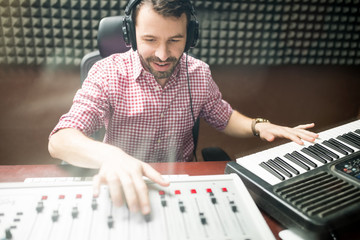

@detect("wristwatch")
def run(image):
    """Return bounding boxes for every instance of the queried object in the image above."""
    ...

[251,118,270,137]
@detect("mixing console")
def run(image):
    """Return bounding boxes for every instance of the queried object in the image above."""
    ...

[0,174,274,240]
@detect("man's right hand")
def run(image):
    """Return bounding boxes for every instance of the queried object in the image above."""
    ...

[92,150,170,215]
[48,128,170,215]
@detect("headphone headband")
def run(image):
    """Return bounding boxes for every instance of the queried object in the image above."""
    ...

[122,0,199,52]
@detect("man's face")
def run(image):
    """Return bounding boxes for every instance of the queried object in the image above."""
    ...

[135,4,187,81]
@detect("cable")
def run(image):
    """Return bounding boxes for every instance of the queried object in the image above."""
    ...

[185,53,198,162]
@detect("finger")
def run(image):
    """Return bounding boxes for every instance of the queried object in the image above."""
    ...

[119,173,140,212]
[132,173,151,215]
[92,174,102,197]
[142,163,170,187]
[294,123,315,130]
[295,129,318,142]
[106,173,125,207]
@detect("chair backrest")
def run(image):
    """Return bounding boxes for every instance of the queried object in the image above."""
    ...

[80,16,130,83]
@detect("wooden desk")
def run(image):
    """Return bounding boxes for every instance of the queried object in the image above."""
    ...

[0,162,284,239]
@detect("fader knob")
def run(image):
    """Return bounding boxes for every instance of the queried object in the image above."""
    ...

[5,228,12,239]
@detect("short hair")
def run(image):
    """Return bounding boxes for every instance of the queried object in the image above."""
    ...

[133,0,193,26]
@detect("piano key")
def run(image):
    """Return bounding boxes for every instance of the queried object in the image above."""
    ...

[301,148,327,164]
[236,120,360,186]
[259,162,285,181]
[313,143,339,159]
[349,132,360,141]
[345,133,360,145]
[284,153,310,170]
[274,157,300,175]
[322,140,348,155]
[337,135,360,149]
[291,151,317,168]
[308,145,333,161]
[328,138,354,154]
[267,160,292,178]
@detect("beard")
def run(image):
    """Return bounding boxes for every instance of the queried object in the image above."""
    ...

[139,54,180,80]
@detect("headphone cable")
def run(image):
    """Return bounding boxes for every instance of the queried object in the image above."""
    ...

[186,53,198,162]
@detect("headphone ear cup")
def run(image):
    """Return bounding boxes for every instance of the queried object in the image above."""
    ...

[122,15,137,51]
[185,19,199,52]
[122,16,131,47]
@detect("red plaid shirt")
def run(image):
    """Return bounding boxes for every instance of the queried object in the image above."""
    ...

[51,50,232,162]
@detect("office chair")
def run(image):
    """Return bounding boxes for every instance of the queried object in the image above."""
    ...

[81,16,231,162]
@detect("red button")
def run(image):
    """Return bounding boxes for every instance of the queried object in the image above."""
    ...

[76,194,82,199]
[175,190,181,195]
[222,188,228,192]
[59,195,65,199]
[190,189,197,194]
[159,190,165,195]
[206,188,212,193]
[41,196,48,200]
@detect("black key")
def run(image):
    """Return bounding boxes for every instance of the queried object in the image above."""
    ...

[314,143,339,159]
[349,132,360,142]
[323,140,348,155]
[301,148,327,164]
[337,135,360,149]
[259,162,285,180]
[345,133,360,146]
[308,145,333,161]
[274,157,300,175]
[267,159,292,178]
[284,153,310,170]
[292,151,317,167]
[328,138,354,154]
[355,129,360,135]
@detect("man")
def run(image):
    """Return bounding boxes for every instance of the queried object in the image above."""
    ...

[48,0,318,215]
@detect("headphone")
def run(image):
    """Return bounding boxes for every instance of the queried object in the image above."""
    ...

[122,0,199,52]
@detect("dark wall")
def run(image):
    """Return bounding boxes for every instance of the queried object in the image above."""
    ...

[0,1,359,164]
[197,65,360,159]
[0,0,359,66]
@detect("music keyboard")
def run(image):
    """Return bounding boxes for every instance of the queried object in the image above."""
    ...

[235,119,360,185]
[225,119,360,240]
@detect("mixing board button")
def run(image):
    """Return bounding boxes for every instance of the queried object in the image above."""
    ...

[199,213,207,225]
[51,210,59,222]
[71,206,79,218]
[107,215,114,228]
[5,228,12,239]
[91,198,98,210]
[229,201,238,213]
[36,201,44,213]
[178,201,185,213]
